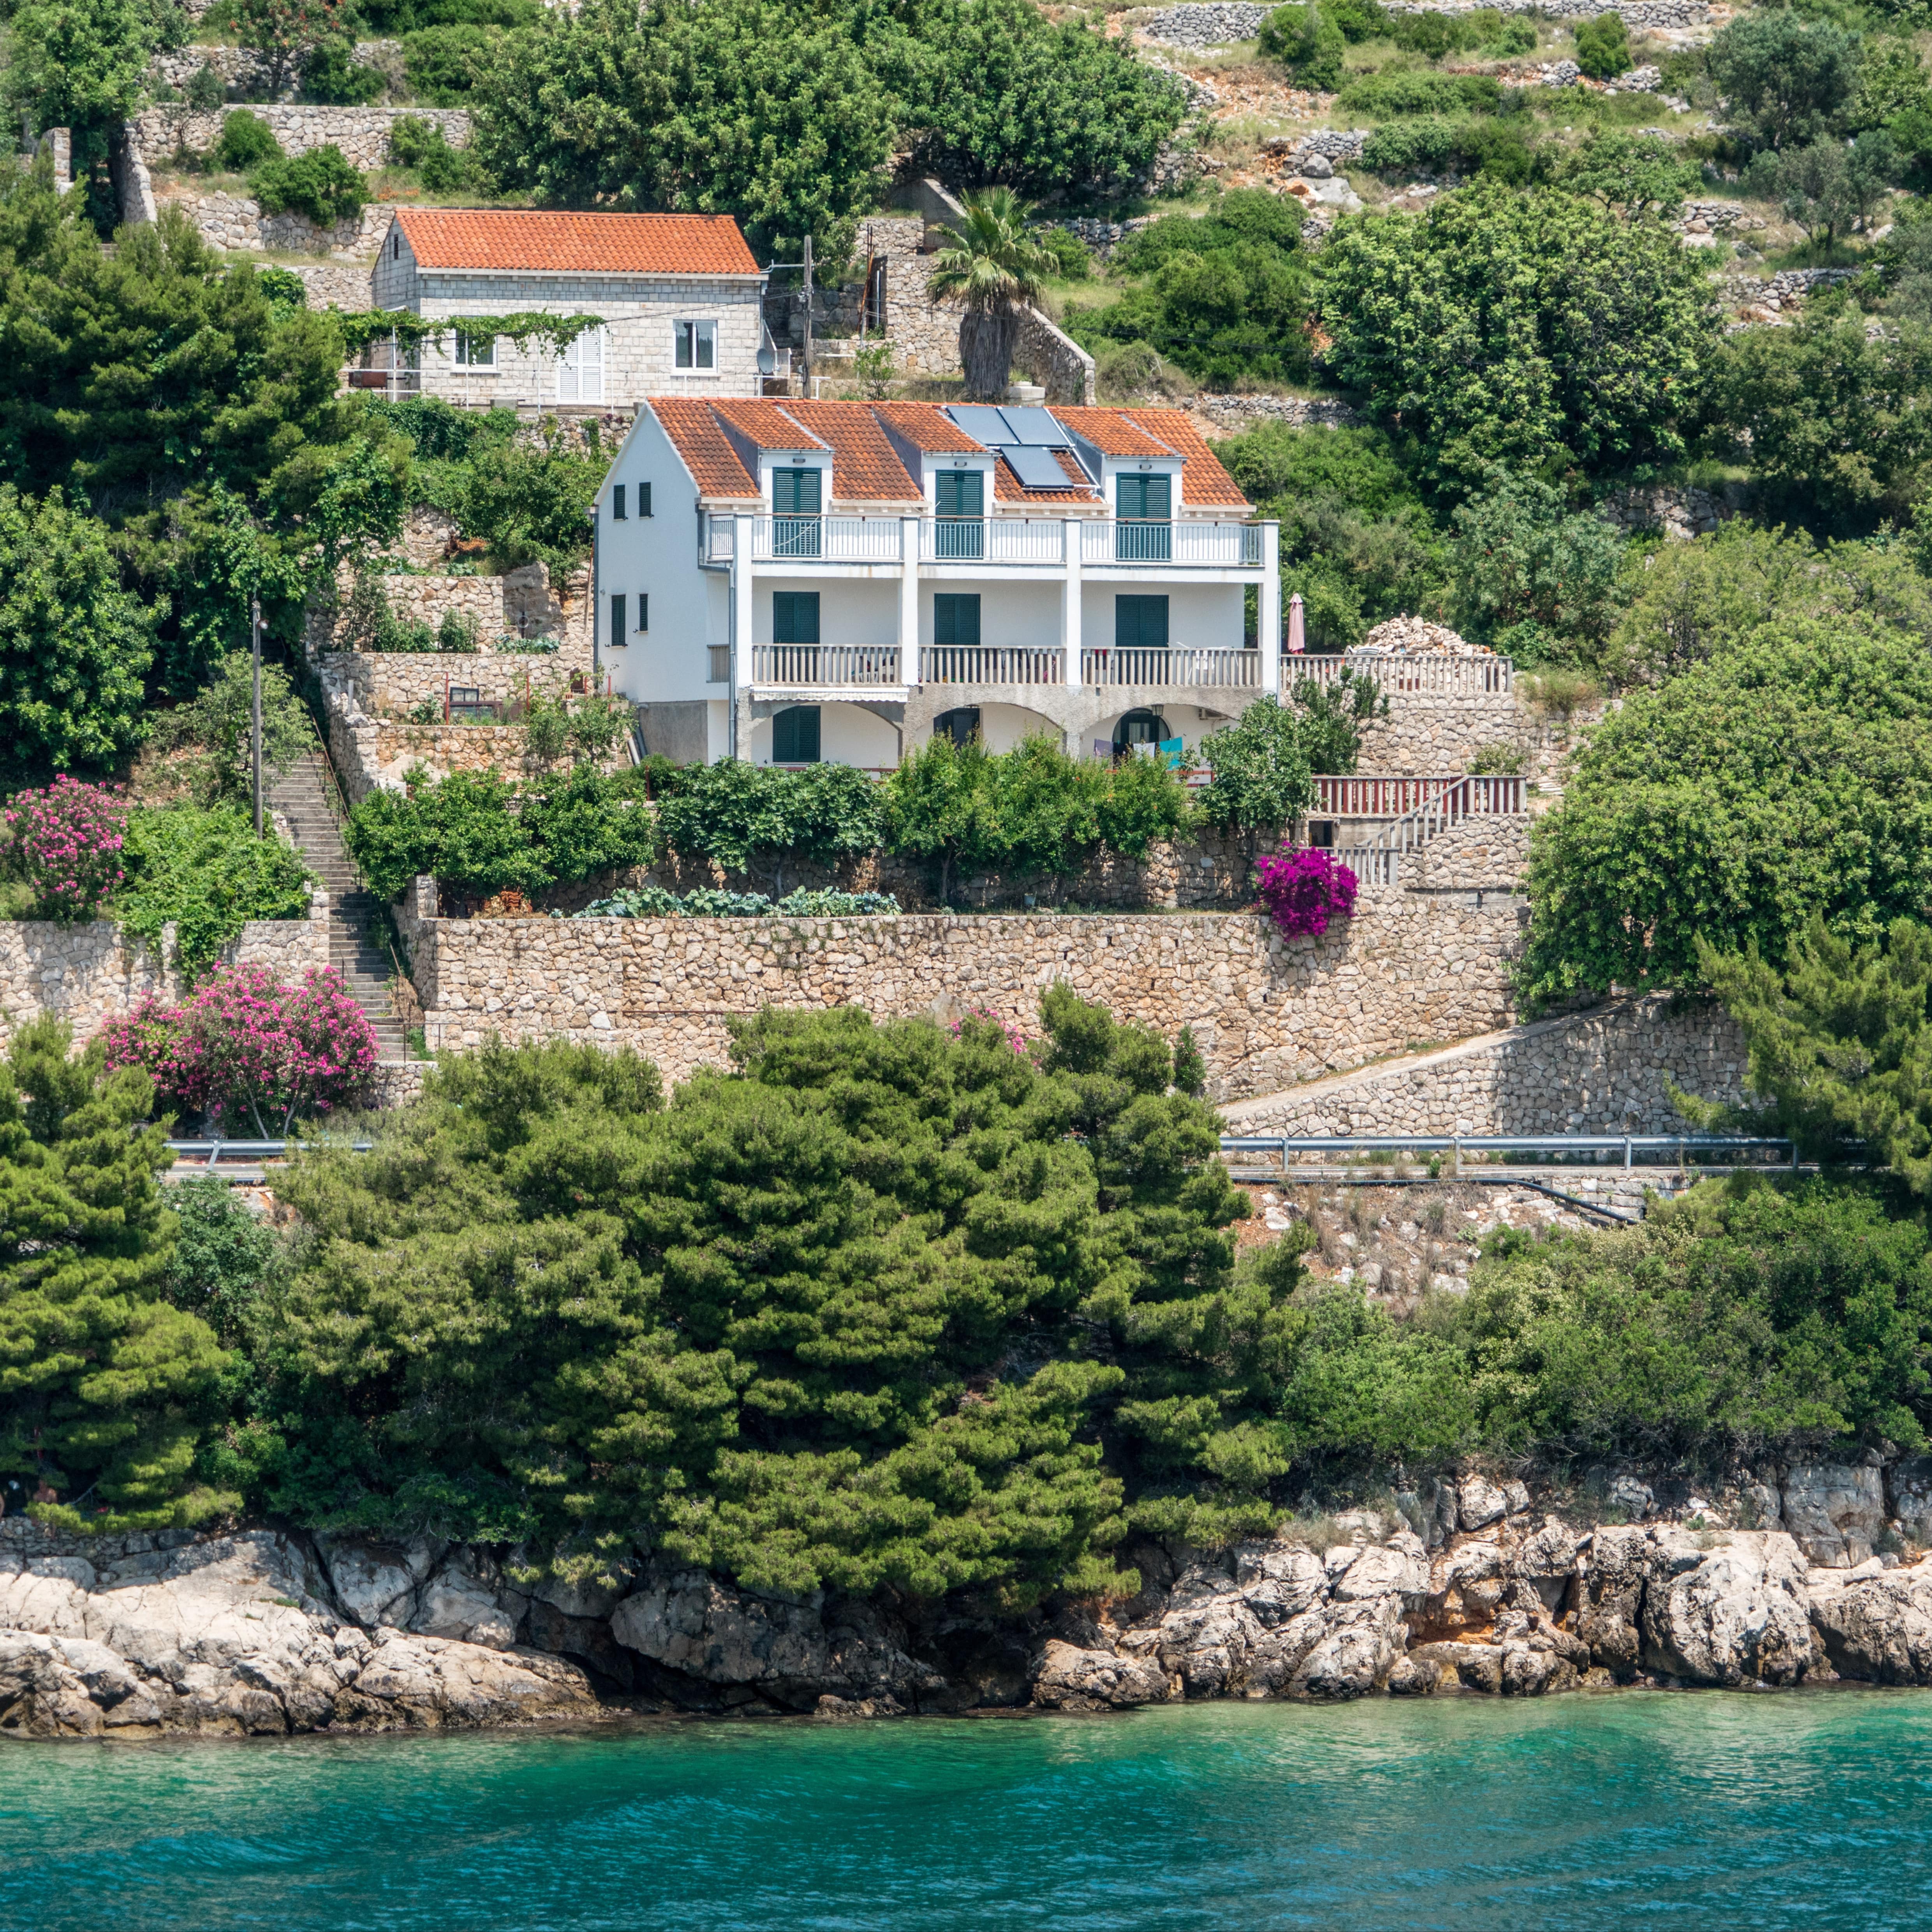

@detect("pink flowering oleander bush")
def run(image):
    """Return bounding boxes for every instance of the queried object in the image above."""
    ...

[102,965,378,1135]
[948,1006,1028,1057]
[4,777,129,922]
[1255,845,1358,941]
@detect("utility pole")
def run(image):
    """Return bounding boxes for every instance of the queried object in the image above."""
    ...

[801,233,813,398]
[251,594,263,839]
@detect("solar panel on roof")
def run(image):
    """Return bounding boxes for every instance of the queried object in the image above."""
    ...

[947,406,1014,445]
[997,406,1068,446]
[1006,444,1073,489]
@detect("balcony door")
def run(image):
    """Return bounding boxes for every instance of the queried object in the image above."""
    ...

[770,590,820,685]
[773,466,822,557]
[772,706,821,763]
[934,468,984,559]
[1115,594,1169,652]
[1116,473,1171,560]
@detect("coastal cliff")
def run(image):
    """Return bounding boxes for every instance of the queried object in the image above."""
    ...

[11,1455,1932,1737]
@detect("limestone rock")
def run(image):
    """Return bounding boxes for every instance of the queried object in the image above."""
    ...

[1289,1594,1404,1700]
[315,1538,418,1627]
[1781,1463,1884,1568]
[1330,1536,1427,1606]
[1386,1653,1439,1694]
[1889,1457,1932,1543]
[1640,1532,1816,1685]
[411,1564,520,1650]
[1575,1526,1650,1676]
[1031,1640,1173,1710]
[1456,1476,1509,1531]
[1808,1564,1932,1684]
[608,1567,944,1708]
[1411,1640,1503,1695]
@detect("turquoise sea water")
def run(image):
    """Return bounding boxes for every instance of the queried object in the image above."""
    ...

[7,1692,1932,1931]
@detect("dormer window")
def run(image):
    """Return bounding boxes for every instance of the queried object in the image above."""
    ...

[771,465,822,558]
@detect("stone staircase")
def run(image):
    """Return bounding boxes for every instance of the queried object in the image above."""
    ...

[270,752,409,1064]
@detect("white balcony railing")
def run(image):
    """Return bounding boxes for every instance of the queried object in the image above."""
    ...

[1316,773,1524,817]
[750,644,903,687]
[1081,521,1265,567]
[701,515,1265,569]
[1287,653,1515,696]
[1081,646,1263,689]
[919,646,1064,685]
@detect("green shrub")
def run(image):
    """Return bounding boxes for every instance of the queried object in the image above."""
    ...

[1259,4,1346,90]
[185,63,226,113]
[249,144,366,228]
[1325,0,1387,42]
[300,39,386,104]
[212,109,281,173]
[387,113,474,191]
[1340,71,1503,118]
[1037,225,1093,280]
[116,805,316,982]
[1573,12,1631,82]
[401,25,500,105]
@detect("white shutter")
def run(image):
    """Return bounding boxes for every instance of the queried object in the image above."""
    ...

[558,325,606,403]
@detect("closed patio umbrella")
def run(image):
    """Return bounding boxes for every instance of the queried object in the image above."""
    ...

[1287,592,1305,655]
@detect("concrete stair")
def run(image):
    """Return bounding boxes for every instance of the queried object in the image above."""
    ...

[270,752,410,1064]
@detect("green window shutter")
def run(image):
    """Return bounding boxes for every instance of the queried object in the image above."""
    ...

[773,706,821,763]
[1115,595,1169,652]
[1119,474,1171,520]
[935,470,983,519]
[933,594,981,648]
[773,592,821,644]
[773,468,822,516]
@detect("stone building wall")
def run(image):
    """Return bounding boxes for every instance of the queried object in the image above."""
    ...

[1219,995,1747,1138]
[1398,815,1533,891]
[127,105,470,173]
[328,648,583,719]
[395,890,1525,1099]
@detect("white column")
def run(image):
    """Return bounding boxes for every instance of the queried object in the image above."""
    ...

[1260,521,1281,699]
[900,516,920,684]
[731,513,754,759]
[1062,518,1083,694]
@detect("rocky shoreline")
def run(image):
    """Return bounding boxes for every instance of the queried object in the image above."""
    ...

[9,1458,1932,1738]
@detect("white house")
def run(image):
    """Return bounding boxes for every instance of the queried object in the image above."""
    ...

[590,398,1280,767]
[363,208,775,410]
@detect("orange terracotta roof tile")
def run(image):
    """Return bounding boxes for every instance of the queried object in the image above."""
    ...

[709,400,829,451]
[393,208,760,277]
[1049,407,1178,460]
[1118,408,1251,509]
[789,402,921,504]
[993,446,1100,505]
[871,402,988,454]
[651,399,760,500]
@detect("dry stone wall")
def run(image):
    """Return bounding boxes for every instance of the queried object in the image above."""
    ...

[1354,688,1527,771]
[1220,995,1746,1137]
[127,106,470,173]
[396,890,1524,1099]
[153,186,398,258]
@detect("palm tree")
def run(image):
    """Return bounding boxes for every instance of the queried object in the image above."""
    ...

[926,188,1056,403]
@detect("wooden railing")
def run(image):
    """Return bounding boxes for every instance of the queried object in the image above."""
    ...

[1081,646,1263,688]
[919,646,1064,684]
[1316,774,1524,817]
[749,645,903,687]
[1287,653,1515,696]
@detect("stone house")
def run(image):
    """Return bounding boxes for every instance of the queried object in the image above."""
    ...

[364,208,778,411]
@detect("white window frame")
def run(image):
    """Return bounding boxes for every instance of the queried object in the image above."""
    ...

[453,330,496,369]
[674,319,718,373]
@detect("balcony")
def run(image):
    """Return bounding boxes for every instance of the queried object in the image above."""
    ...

[1287,653,1514,696]
[919,646,1064,685]
[749,644,903,690]
[701,516,1267,570]
[1081,646,1263,689]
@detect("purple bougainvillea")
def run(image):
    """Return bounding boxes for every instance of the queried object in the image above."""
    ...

[5,776,128,922]
[102,965,378,1135]
[1255,846,1359,941]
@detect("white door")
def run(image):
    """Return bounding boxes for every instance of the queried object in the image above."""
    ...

[557,325,606,403]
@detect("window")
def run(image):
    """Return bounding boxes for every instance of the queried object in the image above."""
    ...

[1113,709,1170,755]
[772,591,820,644]
[609,594,626,646]
[771,467,822,558]
[556,324,606,403]
[933,594,980,648]
[636,594,648,634]
[1117,474,1172,521]
[772,706,821,763]
[390,232,399,260]
[612,484,627,521]
[639,481,652,518]
[674,320,717,371]
[935,470,984,520]
[865,257,887,333]
[934,707,980,748]
[454,331,495,367]
[1115,595,1169,652]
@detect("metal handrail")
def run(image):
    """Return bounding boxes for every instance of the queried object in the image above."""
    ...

[1223,1132,1800,1173]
